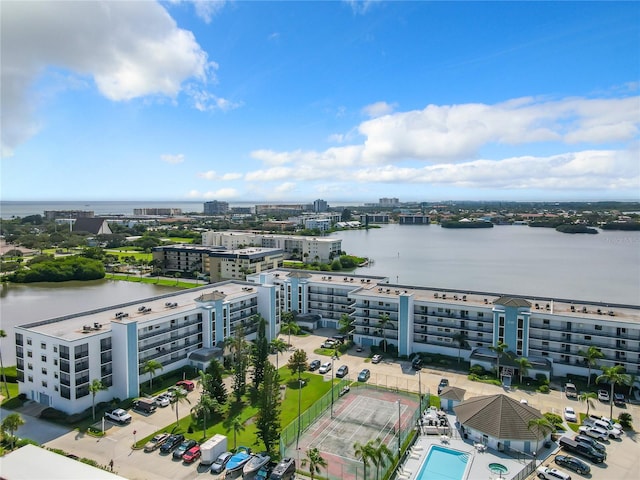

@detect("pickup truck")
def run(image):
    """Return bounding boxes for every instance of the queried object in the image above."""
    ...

[104,408,132,424]
[559,437,606,463]
[564,383,577,399]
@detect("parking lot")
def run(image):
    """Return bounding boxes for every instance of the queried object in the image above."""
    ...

[14,329,640,479]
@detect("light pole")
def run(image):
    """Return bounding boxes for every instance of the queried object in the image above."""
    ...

[397,400,402,455]
[418,370,422,412]
[296,377,302,449]
[330,354,338,418]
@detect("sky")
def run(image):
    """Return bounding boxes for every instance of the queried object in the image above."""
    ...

[1,0,639,203]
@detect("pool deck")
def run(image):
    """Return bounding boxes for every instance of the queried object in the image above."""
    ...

[396,414,555,480]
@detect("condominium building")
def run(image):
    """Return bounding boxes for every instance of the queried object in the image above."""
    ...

[204,201,229,215]
[202,231,342,264]
[152,244,284,282]
[132,208,182,216]
[15,282,279,414]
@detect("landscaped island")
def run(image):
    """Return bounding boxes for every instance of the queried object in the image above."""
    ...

[440,221,494,229]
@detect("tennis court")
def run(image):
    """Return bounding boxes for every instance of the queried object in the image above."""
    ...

[283,386,420,480]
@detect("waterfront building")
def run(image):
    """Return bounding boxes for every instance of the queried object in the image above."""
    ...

[399,214,430,224]
[13,268,639,414]
[152,244,284,282]
[44,210,94,220]
[204,200,229,215]
[313,199,328,213]
[132,208,182,216]
[359,214,390,224]
[255,204,309,215]
[202,231,342,264]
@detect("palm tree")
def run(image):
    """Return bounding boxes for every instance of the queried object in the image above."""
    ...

[515,357,532,384]
[489,341,509,380]
[368,438,394,480]
[578,346,604,387]
[142,359,163,391]
[89,379,107,420]
[226,416,246,450]
[1,412,25,450]
[452,331,468,363]
[270,338,288,370]
[579,391,597,416]
[378,313,390,353]
[596,365,630,419]
[353,441,373,480]
[280,312,300,347]
[0,329,10,398]
[338,313,353,335]
[301,447,327,480]
[191,393,218,439]
[626,373,638,396]
[527,417,553,456]
[170,387,191,428]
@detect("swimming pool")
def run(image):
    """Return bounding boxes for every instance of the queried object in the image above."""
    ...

[416,445,470,480]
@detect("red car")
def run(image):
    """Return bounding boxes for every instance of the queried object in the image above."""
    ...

[182,445,201,463]
[176,380,195,392]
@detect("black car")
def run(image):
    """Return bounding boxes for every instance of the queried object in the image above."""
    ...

[309,360,321,371]
[172,439,197,459]
[438,378,449,394]
[574,435,606,453]
[159,434,185,454]
[411,357,423,370]
[554,454,591,475]
[336,365,349,378]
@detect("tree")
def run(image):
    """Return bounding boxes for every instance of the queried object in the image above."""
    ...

[0,329,10,399]
[301,447,327,480]
[1,412,25,450]
[377,313,390,353]
[204,360,227,405]
[174,272,181,285]
[270,337,288,370]
[578,346,604,387]
[527,417,553,455]
[596,365,630,419]
[578,391,597,416]
[368,438,394,480]
[170,388,191,428]
[225,416,246,450]
[225,325,250,403]
[89,379,106,420]
[626,373,638,396]
[255,362,282,454]
[142,359,163,390]
[489,341,509,380]
[252,316,269,388]
[353,441,374,480]
[280,311,300,347]
[287,349,308,380]
[338,313,352,335]
[452,331,468,364]
[191,393,218,439]
[515,357,532,383]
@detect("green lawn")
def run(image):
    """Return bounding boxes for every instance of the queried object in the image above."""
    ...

[104,274,197,289]
[104,249,152,262]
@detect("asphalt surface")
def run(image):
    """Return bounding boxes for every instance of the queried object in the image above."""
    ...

[6,328,640,480]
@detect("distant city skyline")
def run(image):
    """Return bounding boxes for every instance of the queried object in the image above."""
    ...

[1,1,638,202]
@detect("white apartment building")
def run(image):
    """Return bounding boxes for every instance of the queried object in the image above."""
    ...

[202,231,342,263]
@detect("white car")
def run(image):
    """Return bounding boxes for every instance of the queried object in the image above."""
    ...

[536,465,571,480]
[318,362,332,374]
[371,354,383,364]
[597,389,610,402]
[154,394,170,407]
[563,407,577,423]
[578,425,608,441]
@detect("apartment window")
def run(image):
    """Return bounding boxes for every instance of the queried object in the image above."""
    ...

[54,372,58,379]
[478,333,483,337]
[76,385,89,398]
[584,336,591,341]
[478,312,484,318]
[74,343,89,359]
[28,375,33,382]
[53,346,57,353]
[27,363,33,370]
[16,333,23,346]
[595,325,602,331]
[27,351,32,358]
[26,338,32,346]
[543,319,549,325]
[41,355,47,362]
[41,368,47,375]
[41,342,46,349]
[59,345,69,360]
[54,359,58,366]
[54,385,59,392]
[42,380,48,387]
[477,323,483,328]
[61,386,70,399]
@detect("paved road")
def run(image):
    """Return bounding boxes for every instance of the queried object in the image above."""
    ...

[7,328,640,480]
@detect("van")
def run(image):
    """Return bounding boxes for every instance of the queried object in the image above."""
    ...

[269,457,296,480]
[133,398,157,414]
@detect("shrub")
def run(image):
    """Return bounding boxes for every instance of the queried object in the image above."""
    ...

[537,385,550,393]
[536,374,549,385]
[469,364,485,375]
[544,412,564,431]
[618,412,633,429]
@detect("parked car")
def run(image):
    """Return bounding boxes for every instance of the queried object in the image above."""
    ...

[536,465,571,480]
[371,354,382,364]
[160,434,185,454]
[563,407,577,423]
[358,369,371,382]
[309,360,321,371]
[597,389,610,402]
[173,439,197,459]
[356,345,363,352]
[176,380,195,392]
[564,383,577,399]
[613,393,626,405]
[144,433,170,452]
[411,357,423,370]
[210,451,233,474]
[578,426,608,441]
[154,394,170,407]
[336,365,349,378]
[574,435,606,453]
[318,362,332,374]
[437,378,449,394]
[554,454,591,475]
[182,445,201,463]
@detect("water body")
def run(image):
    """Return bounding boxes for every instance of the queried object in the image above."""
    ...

[0,280,177,365]
[333,224,640,305]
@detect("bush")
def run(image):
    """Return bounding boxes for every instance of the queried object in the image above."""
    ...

[618,412,633,429]
[536,374,549,385]
[469,364,485,375]
[544,412,564,431]
[537,385,550,393]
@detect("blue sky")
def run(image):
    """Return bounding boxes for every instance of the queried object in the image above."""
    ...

[1,0,639,203]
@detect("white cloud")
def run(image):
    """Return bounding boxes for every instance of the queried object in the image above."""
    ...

[1,0,215,156]
[161,153,185,164]
[187,188,239,199]
[197,170,243,181]
[274,182,297,194]
[187,87,243,112]
[344,0,380,15]
[362,101,397,118]
[167,0,228,24]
